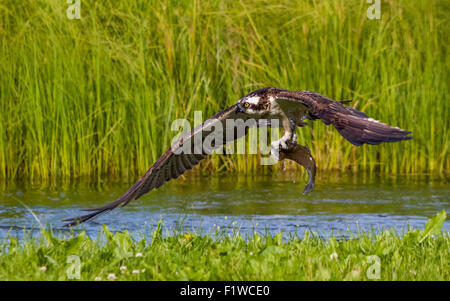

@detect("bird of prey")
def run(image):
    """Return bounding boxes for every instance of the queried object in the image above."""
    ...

[64,87,412,226]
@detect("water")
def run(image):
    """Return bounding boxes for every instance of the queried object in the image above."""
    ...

[0,172,449,240]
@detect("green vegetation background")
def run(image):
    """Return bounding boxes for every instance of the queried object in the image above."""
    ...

[0,0,448,181]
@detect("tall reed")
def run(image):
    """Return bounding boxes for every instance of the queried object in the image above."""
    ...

[0,0,448,181]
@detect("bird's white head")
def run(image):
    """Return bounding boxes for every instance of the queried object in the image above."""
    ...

[235,87,275,116]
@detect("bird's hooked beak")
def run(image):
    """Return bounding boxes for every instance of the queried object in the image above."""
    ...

[235,103,245,114]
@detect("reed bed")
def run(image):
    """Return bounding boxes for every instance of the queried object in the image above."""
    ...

[0,0,448,181]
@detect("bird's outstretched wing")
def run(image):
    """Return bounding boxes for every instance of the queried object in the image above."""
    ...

[274,89,413,146]
[63,104,251,226]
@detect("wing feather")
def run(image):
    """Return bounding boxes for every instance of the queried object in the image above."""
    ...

[173,155,186,178]
[63,104,248,226]
[275,89,412,146]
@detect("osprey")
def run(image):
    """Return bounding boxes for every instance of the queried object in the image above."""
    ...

[64,87,412,226]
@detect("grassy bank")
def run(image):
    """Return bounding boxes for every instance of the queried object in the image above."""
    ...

[0,0,448,181]
[0,211,448,281]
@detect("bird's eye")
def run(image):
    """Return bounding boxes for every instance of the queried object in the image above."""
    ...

[244,102,250,108]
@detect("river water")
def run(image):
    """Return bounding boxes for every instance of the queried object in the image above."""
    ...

[0,172,448,240]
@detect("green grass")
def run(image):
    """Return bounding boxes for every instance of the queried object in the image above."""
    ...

[0,0,448,181]
[0,211,448,281]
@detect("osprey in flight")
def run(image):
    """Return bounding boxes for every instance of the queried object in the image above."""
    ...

[64,87,412,226]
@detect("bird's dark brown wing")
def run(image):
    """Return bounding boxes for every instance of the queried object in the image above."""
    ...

[275,89,413,146]
[63,104,250,226]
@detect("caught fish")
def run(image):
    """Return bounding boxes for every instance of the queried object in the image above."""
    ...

[279,144,316,194]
